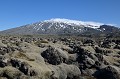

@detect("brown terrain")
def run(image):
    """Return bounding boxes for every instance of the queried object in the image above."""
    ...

[0,35,120,79]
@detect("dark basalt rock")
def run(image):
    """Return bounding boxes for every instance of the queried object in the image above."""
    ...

[10,59,29,75]
[10,58,37,76]
[0,46,16,55]
[73,46,108,75]
[0,47,8,55]
[0,56,8,67]
[95,47,113,55]
[83,39,96,46]
[93,65,120,79]
[41,46,68,65]
[114,45,120,49]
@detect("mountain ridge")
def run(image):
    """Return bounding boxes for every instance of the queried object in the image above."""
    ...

[0,18,119,35]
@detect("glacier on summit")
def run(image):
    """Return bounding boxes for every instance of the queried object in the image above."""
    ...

[44,18,104,29]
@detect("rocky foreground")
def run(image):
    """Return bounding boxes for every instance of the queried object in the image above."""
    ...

[0,35,120,79]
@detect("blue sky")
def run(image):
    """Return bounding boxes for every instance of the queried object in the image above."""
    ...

[0,0,120,30]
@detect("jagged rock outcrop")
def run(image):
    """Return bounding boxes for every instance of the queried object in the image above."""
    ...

[41,46,68,65]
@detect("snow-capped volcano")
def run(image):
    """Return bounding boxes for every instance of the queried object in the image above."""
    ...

[0,18,119,35]
[44,18,104,29]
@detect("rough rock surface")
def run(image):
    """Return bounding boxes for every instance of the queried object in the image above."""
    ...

[41,46,68,65]
[93,65,120,79]
[0,35,119,79]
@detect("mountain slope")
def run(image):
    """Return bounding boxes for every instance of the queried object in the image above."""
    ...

[0,18,119,35]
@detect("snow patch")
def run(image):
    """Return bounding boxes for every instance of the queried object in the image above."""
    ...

[44,18,104,29]
[103,28,105,30]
